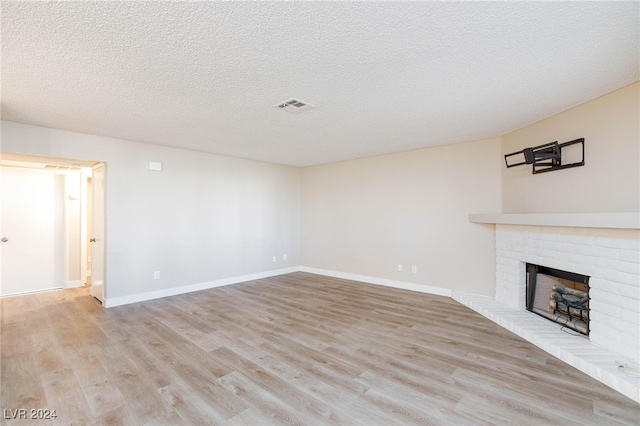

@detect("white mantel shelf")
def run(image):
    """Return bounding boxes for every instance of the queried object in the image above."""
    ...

[469,213,640,230]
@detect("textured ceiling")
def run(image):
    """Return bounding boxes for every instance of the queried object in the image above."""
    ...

[2,2,638,167]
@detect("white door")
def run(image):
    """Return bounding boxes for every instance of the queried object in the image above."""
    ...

[89,164,105,302]
[0,167,64,296]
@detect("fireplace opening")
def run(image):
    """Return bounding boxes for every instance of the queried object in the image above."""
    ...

[526,264,590,336]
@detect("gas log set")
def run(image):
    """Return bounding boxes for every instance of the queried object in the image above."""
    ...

[549,284,589,323]
[526,263,590,335]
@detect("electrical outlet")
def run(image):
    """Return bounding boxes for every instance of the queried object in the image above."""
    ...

[411,266,417,274]
[272,256,277,262]
[154,271,160,279]
[398,264,403,272]
[283,254,287,261]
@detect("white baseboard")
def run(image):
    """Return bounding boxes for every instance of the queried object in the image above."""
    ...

[66,280,82,289]
[299,266,452,297]
[103,267,301,308]
[103,266,452,308]
[1,287,63,298]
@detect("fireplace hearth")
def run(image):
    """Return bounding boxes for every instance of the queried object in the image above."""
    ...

[463,218,639,401]
[526,264,590,335]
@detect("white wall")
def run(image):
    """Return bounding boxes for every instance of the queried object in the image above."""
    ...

[1,121,301,302]
[502,82,640,213]
[301,138,502,296]
[64,171,82,285]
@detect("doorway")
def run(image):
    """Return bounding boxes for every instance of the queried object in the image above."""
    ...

[0,153,106,304]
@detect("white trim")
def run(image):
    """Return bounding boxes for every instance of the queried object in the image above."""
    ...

[103,267,301,308]
[300,266,452,297]
[0,287,64,298]
[468,212,640,229]
[66,280,82,288]
[62,173,70,291]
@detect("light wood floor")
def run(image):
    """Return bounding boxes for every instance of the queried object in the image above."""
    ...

[2,272,639,425]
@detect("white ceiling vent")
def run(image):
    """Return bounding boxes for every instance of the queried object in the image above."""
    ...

[274,98,315,114]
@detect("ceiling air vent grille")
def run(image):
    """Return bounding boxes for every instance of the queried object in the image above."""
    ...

[274,98,315,114]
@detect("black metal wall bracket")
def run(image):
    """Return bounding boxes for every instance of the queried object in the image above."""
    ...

[504,138,585,174]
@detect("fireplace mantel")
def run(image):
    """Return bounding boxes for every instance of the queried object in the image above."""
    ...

[469,212,639,230]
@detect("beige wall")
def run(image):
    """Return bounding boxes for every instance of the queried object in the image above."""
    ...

[301,138,502,296]
[502,82,640,213]
[4,83,634,302]
[1,121,301,301]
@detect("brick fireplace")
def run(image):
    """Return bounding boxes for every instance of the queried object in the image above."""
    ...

[496,224,639,362]
[458,213,640,402]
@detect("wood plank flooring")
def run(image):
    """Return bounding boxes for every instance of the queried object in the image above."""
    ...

[1,272,639,425]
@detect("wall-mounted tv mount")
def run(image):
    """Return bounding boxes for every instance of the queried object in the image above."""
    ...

[504,138,585,174]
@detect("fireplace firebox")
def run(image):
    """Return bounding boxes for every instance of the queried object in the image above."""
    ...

[526,264,590,335]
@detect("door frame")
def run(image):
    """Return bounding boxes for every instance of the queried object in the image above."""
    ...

[89,163,107,304]
[0,152,107,302]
